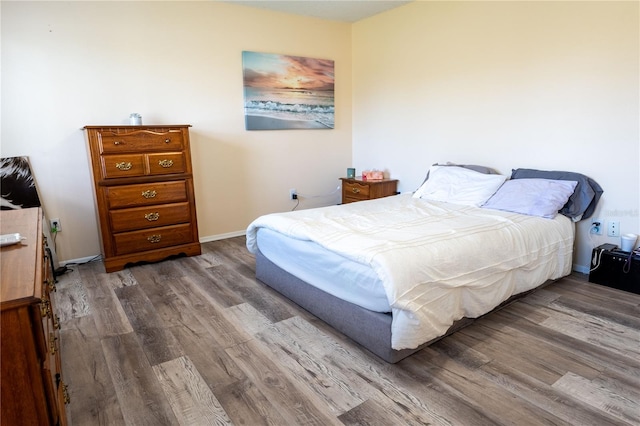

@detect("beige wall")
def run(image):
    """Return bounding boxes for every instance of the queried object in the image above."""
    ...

[353,1,639,272]
[3,1,638,273]
[1,1,352,261]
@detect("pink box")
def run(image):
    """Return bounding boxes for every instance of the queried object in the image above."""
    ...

[362,170,384,180]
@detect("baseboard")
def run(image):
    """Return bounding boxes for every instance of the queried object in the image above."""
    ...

[59,254,102,267]
[573,264,590,274]
[57,231,247,265]
[199,230,246,242]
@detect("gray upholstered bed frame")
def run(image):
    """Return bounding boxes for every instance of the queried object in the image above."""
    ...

[256,249,485,363]
[256,249,553,363]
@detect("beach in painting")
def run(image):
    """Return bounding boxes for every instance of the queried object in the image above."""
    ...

[242,51,335,130]
[246,115,331,130]
[244,87,334,129]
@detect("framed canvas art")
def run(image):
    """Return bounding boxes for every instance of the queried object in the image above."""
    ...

[1,157,41,210]
[242,51,335,130]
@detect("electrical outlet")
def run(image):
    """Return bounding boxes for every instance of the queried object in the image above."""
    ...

[289,188,297,200]
[590,218,603,235]
[607,221,619,237]
[50,218,61,233]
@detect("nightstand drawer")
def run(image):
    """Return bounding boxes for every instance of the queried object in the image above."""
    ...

[113,223,195,255]
[343,181,370,200]
[340,177,398,204]
[106,180,189,209]
[110,202,191,232]
[98,129,185,154]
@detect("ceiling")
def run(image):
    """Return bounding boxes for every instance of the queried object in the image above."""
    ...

[223,0,414,23]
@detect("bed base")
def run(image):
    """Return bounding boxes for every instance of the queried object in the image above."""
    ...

[256,250,474,363]
[256,249,556,363]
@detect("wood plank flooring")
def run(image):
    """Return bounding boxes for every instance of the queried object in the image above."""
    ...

[54,237,640,425]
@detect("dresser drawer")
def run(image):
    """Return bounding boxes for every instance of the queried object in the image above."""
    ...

[107,180,188,209]
[113,223,195,255]
[101,154,146,179]
[98,129,185,154]
[343,181,370,201]
[148,152,186,175]
[110,202,192,232]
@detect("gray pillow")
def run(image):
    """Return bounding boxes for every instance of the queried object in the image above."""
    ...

[510,168,603,220]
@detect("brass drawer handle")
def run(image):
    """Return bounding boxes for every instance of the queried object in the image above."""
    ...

[147,234,162,243]
[158,159,174,168]
[164,138,171,143]
[114,141,123,145]
[141,190,157,199]
[46,278,57,293]
[40,297,51,318]
[145,212,160,221]
[49,332,58,355]
[115,161,132,171]
[63,383,71,404]
[53,314,61,330]
[351,188,361,194]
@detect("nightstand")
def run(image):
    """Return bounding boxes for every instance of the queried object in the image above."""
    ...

[340,177,398,204]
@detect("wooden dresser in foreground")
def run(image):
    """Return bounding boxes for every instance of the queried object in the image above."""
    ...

[340,177,398,204]
[1,207,69,425]
[84,125,201,272]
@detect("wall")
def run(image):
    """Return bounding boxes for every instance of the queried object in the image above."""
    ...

[4,1,638,273]
[352,1,639,272]
[1,1,352,261]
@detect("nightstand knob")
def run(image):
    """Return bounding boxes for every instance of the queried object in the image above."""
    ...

[352,188,360,194]
[164,138,171,143]
[147,234,162,243]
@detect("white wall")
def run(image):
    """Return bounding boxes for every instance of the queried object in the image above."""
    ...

[1,1,352,261]
[353,1,640,272]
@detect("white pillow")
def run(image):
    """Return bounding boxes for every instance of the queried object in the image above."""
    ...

[413,165,507,206]
[482,178,578,218]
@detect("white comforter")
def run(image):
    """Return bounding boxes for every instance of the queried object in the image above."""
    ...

[246,194,574,350]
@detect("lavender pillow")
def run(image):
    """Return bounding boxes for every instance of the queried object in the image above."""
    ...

[510,168,602,220]
[482,178,578,219]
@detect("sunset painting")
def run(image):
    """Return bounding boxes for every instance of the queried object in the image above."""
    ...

[242,51,335,130]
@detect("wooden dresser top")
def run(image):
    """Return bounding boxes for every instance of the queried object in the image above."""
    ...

[1,207,42,308]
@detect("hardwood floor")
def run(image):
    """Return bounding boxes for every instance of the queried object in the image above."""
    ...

[55,237,640,425]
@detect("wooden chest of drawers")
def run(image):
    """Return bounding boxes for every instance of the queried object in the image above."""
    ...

[340,177,398,204]
[84,125,201,272]
[1,208,69,425]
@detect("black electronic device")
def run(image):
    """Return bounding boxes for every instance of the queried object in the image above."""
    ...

[589,244,640,294]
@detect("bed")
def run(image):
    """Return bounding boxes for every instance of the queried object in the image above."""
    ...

[246,165,603,363]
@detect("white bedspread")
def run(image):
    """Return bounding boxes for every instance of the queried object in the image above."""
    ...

[246,194,574,350]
